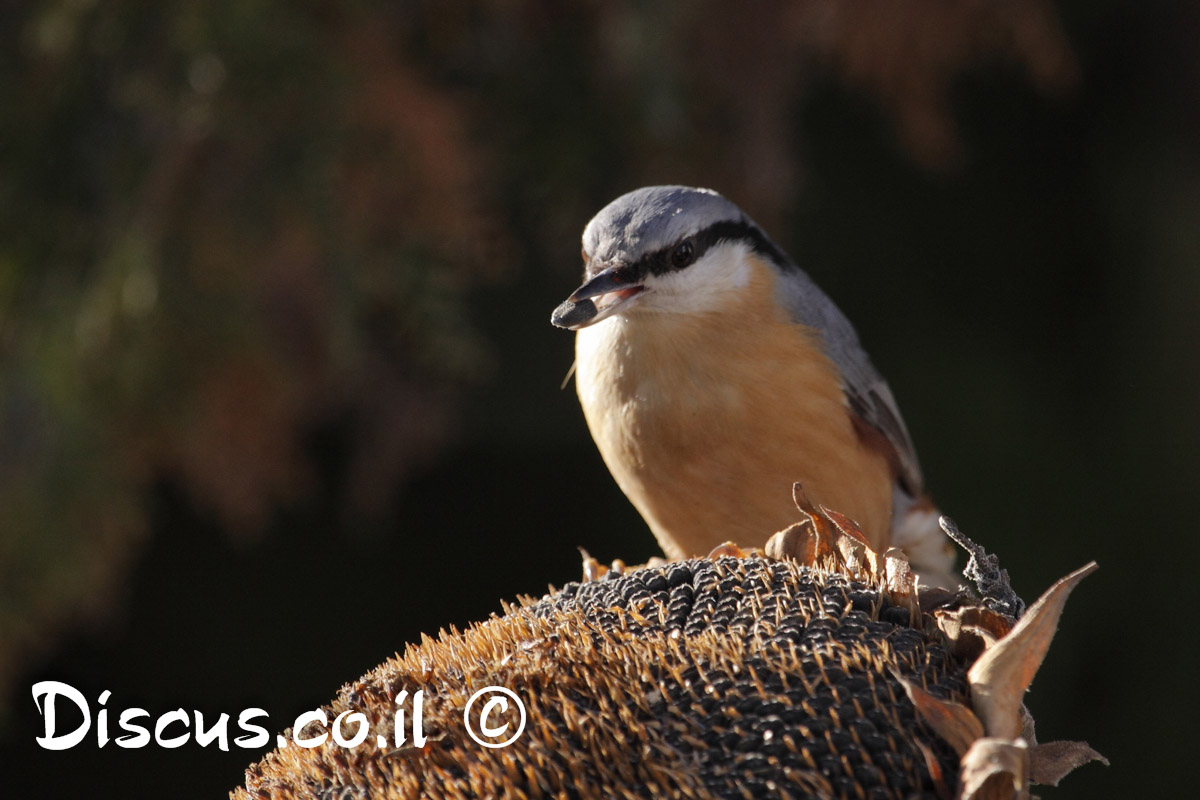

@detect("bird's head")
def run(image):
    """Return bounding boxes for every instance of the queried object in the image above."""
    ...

[551,186,787,330]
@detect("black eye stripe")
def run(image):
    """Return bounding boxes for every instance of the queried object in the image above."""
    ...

[642,219,787,277]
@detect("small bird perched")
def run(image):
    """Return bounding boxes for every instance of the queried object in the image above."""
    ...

[552,185,955,586]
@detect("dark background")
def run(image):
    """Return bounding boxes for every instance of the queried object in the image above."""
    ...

[2,1,1195,797]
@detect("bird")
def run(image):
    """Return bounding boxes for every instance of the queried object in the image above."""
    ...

[551,185,956,587]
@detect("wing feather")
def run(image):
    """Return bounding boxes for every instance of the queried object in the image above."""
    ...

[771,264,924,495]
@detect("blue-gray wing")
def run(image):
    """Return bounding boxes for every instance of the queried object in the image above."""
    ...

[772,266,924,496]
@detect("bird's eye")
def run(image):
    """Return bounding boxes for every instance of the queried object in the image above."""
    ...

[670,240,696,269]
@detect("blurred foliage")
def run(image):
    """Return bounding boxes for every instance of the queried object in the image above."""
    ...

[0,0,1106,744]
[0,0,512,698]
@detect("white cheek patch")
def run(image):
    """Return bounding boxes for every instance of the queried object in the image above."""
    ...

[643,241,754,314]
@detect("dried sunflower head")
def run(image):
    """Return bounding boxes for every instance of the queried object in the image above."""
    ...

[233,499,1103,800]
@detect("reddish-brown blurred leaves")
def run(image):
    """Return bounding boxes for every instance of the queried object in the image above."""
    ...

[169,356,314,534]
[585,0,1077,229]
[0,1,507,705]
[793,0,1079,167]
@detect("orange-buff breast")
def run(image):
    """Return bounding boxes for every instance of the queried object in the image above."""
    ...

[574,257,894,559]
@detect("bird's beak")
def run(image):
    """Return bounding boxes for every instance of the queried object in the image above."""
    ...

[551,266,646,330]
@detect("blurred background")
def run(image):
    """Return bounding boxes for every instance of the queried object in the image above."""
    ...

[1,1,1194,797]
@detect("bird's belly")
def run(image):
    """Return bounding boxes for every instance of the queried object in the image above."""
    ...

[576,318,894,559]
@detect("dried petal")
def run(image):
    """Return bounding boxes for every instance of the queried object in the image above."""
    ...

[792,482,838,545]
[959,737,1028,800]
[765,522,818,563]
[967,562,1096,740]
[1029,740,1109,786]
[883,547,918,595]
[707,542,747,559]
[772,485,918,596]
[835,530,866,577]
[579,547,607,581]
[820,505,872,548]
[918,585,971,613]
[893,671,984,756]
[934,605,1015,661]
[1019,704,1037,746]
[914,738,956,800]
